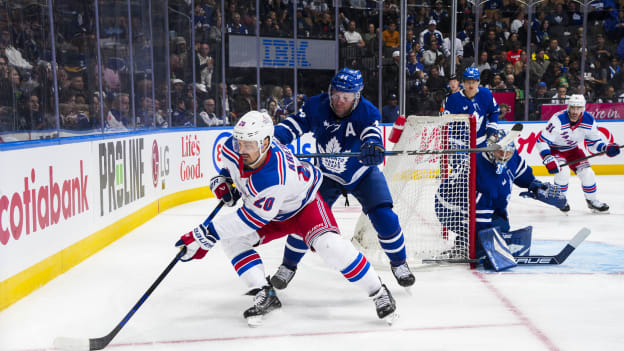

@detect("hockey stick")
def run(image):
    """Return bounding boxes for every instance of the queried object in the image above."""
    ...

[296,123,523,158]
[560,144,623,167]
[422,227,590,265]
[54,201,225,351]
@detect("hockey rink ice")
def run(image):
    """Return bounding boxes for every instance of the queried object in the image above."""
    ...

[1,175,623,351]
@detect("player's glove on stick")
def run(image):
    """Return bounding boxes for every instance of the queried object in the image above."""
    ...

[542,154,560,174]
[359,141,385,166]
[604,143,620,157]
[175,224,220,262]
[210,175,241,206]
[486,127,498,143]
[519,180,567,209]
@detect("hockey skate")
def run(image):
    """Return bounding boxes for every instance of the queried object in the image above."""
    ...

[586,199,609,213]
[243,285,282,327]
[270,265,297,290]
[390,262,415,287]
[370,284,398,325]
[560,202,570,213]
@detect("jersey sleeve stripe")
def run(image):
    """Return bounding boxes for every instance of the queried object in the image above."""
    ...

[283,117,304,136]
[221,144,240,164]
[276,151,286,185]
[536,131,553,145]
[237,207,268,229]
[360,126,382,140]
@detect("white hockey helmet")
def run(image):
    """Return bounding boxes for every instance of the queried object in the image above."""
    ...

[567,94,586,111]
[233,110,274,155]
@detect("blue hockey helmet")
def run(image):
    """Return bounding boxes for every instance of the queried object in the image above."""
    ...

[485,129,515,174]
[463,66,481,81]
[329,67,363,117]
[330,67,364,93]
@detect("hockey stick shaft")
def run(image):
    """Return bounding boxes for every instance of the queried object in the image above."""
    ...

[560,144,623,167]
[295,123,523,158]
[423,227,590,265]
[55,201,225,351]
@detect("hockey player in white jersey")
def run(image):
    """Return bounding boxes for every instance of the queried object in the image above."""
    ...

[536,94,620,213]
[175,111,397,326]
[269,68,415,290]
[442,67,499,146]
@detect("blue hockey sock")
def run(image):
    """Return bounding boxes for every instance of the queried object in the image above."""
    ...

[281,234,308,269]
[368,206,407,266]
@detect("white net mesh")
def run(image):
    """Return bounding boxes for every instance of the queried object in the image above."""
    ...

[352,115,474,267]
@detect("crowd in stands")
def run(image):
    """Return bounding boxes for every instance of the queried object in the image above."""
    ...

[1,0,624,136]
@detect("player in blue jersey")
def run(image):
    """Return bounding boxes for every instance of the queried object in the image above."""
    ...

[442,67,500,146]
[435,129,566,261]
[536,94,620,213]
[269,68,415,289]
[175,111,397,325]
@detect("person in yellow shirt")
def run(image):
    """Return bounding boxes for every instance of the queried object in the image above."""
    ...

[382,22,400,55]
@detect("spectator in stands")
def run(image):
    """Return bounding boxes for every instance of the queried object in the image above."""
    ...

[443,34,463,65]
[266,99,285,124]
[106,93,131,129]
[532,81,551,120]
[265,85,284,111]
[233,84,257,118]
[426,65,446,93]
[591,34,614,66]
[530,48,550,85]
[596,85,617,103]
[382,22,400,56]
[198,97,225,126]
[551,85,570,105]
[546,39,566,64]
[405,29,419,55]
[423,37,444,69]
[534,19,551,47]
[172,95,192,127]
[510,9,525,34]
[506,40,523,66]
[363,23,378,50]
[585,59,608,93]
[551,3,569,29]
[196,42,214,91]
[18,94,51,131]
[381,93,399,124]
[605,9,624,42]
[430,0,449,25]
[281,85,295,114]
[227,12,249,35]
[314,12,334,39]
[420,19,443,50]
[478,51,492,73]
[342,20,365,49]
[137,95,168,128]
[260,16,281,37]
[60,94,91,130]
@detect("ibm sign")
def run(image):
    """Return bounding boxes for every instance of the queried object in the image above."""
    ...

[229,35,336,70]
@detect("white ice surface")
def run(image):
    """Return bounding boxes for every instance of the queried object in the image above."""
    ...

[1,176,623,351]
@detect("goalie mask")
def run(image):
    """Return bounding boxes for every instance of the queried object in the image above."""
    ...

[329,67,363,118]
[485,129,515,175]
[233,110,274,166]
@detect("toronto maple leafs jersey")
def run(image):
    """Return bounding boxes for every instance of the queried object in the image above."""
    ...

[474,151,534,231]
[442,87,499,146]
[274,93,383,190]
[536,110,608,158]
[436,150,534,234]
[208,137,322,240]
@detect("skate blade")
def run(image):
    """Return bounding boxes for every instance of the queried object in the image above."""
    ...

[246,315,264,327]
[383,311,399,326]
[590,209,609,214]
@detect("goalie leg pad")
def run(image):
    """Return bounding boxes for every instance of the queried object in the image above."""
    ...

[478,227,517,272]
[501,226,532,256]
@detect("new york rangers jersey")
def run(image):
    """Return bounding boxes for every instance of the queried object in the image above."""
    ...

[442,87,499,146]
[209,137,322,240]
[274,93,383,189]
[536,110,608,158]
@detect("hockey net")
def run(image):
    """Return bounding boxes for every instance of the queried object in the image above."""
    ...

[352,115,476,267]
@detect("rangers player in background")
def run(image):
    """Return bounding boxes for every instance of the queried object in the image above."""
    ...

[436,129,566,268]
[269,68,416,290]
[175,111,397,325]
[536,94,620,213]
[442,67,499,146]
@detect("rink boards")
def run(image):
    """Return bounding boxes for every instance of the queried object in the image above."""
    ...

[1,121,623,310]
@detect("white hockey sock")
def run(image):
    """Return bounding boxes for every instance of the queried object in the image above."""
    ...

[312,232,382,296]
[577,167,598,201]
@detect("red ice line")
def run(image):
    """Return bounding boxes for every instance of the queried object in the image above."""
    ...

[472,271,560,351]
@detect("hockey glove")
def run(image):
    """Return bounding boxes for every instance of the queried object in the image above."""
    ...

[210,175,241,207]
[486,127,498,143]
[519,180,567,209]
[542,154,560,174]
[359,141,385,166]
[175,224,220,262]
[605,144,620,158]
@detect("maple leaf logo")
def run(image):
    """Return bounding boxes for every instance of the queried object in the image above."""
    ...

[319,137,347,174]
